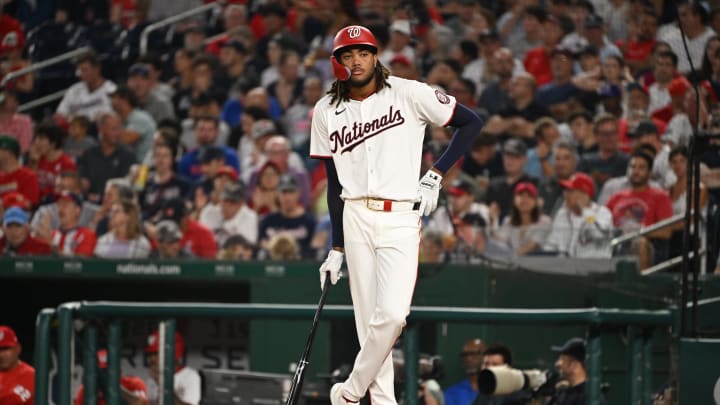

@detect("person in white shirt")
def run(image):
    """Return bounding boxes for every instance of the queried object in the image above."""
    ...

[647,51,678,115]
[200,181,258,248]
[378,20,415,67]
[55,52,116,121]
[657,1,717,74]
[145,330,201,405]
[544,172,614,258]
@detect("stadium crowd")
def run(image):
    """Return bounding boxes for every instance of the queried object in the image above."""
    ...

[1,0,720,272]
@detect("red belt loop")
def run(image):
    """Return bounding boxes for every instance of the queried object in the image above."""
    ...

[383,200,392,211]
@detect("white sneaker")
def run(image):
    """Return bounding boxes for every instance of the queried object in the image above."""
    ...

[330,383,357,405]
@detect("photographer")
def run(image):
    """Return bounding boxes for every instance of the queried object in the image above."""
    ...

[444,338,486,405]
[392,348,445,405]
[547,337,591,405]
[472,344,530,405]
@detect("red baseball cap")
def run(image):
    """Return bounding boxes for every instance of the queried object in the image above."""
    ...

[668,77,690,97]
[215,165,238,181]
[1,191,31,210]
[514,182,538,197]
[145,331,185,361]
[0,325,19,348]
[447,179,473,197]
[559,172,595,198]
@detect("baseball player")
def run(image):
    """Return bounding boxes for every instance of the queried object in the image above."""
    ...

[310,25,484,405]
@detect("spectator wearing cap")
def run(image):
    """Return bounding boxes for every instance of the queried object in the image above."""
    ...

[379,19,415,66]
[483,138,537,221]
[478,48,516,117]
[577,114,629,189]
[144,330,201,405]
[524,117,562,180]
[606,149,673,269]
[74,349,148,405]
[283,76,324,160]
[194,146,230,199]
[425,178,490,262]
[150,220,192,259]
[538,140,579,217]
[48,191,97,257]
[536,46,584,122]
[26,123,77,201]
[127,63,176,123]
[110,84,157,162]
[0,135,39,207]
[55,52,116,122]
[598,83,623,118]
[77,113,136,203]
[137,54,175,101]
[458,132,505,197]
[267,50,305,112]
[94,199,151,259]
[1,207,51,256]
[158,197,217,258]
[0,90,32,154]
[615,8,658,74]
[31,171,100,237]
[524,14,571,87]
[544,172,613,258]
[575,44,600,74]
[200,181,258,248]
[549,337,587,405]
[484,72,551,142]
[582,14,622,61]
[658,1,716,74]
[656,77,694,147]
[0,325,35,405]
[491,182,551,257]
[140,139,191,221]
[218,234,255,260]
[258,174,315,259]
[647,50,678,115]
[180,93,232,151]
[178,116,240,181]
[389,54,419,80]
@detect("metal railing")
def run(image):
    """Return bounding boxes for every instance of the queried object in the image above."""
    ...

[139,1,224,56]
[0,46,91,89]
[37,301,673,405]
[18,89,68,113]
[610,213,686,248]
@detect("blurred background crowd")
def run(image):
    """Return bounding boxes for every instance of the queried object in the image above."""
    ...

[1,0,720,272]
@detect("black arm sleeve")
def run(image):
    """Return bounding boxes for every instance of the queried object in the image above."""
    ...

[324,159,345,249]
[433,103,485,173]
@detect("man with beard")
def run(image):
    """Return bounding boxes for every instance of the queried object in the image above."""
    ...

[310,25,484,405]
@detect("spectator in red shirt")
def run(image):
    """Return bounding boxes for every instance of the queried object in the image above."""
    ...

[0,325,34,405]
[616,7,657,75]
[74,349,148,405]
[524,15,569,87]
[1,207,51,256]
[606,149,673,270]
[48,191,97,257]
[27,123,77,202]
[0,91,33,154]
[158,197,217,258]
[0,135,39,207]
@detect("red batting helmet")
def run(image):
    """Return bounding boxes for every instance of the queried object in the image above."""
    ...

[332,25,378,60]
[145,330,185,361]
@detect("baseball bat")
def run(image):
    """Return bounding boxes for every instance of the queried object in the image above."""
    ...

[285,276,331,405]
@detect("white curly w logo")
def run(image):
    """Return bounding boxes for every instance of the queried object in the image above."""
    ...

[347,26,361,38]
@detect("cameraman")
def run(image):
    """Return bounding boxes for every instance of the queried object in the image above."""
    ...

[472,344,529,405]
[547,337,593,405]
[444,338,486,405]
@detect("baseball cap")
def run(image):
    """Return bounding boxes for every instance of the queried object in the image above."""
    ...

[626,81,648,95]
[221,182,245,202]
[514,182,538,197]
[668,77,690,97]
[221,40,247,54]
[215,165,238,181]
[551,337,586,363]
[578,44,599,57]
[0,134,20,157]
[478,28,500,41]
[550,45,575,58]
[145,331,186,361]
[251,119,277,140]
[0,325,19,348]
[598,83,621,98]
[200,146,225,164]
[447,179,473,197]
[1,191,30,210]
[390,20,411,36]
[161,198,187,223]
[584,14,604,29]
[128,63,151,78]
[503,138,528,156]
[3,207,28,226]
[56,190,83,207]
[155,220,182,243]
[278,174,299,192]
[629,120,659,139]
[559,172,595,198]
[390,54,412,67]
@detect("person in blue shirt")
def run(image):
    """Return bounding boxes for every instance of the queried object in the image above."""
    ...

[444,338,486,405]
[178,116,240,181]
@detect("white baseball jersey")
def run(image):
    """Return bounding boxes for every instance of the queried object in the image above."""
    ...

[310,76,457,201]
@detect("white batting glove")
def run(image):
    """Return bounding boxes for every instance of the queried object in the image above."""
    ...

[418,170,443,216]
[319,250,344,290]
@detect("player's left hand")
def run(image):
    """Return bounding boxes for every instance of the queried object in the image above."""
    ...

[418,170,443,216]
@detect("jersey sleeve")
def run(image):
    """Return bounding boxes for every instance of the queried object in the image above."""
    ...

[309,100,332,159]
[408,81,457,127]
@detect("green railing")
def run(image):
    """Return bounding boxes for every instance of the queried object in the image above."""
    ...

[36,302,673,405]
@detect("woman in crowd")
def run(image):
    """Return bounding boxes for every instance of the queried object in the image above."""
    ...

[94,199,151,258]
[492,182,551,257]
[247,160,281,217]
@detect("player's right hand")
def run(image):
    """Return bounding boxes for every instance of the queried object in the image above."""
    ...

[319,249,344,290]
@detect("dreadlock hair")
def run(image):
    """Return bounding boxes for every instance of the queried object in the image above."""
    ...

[328,52,392,107]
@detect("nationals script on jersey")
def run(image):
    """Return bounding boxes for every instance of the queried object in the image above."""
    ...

[310,76,457,201]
